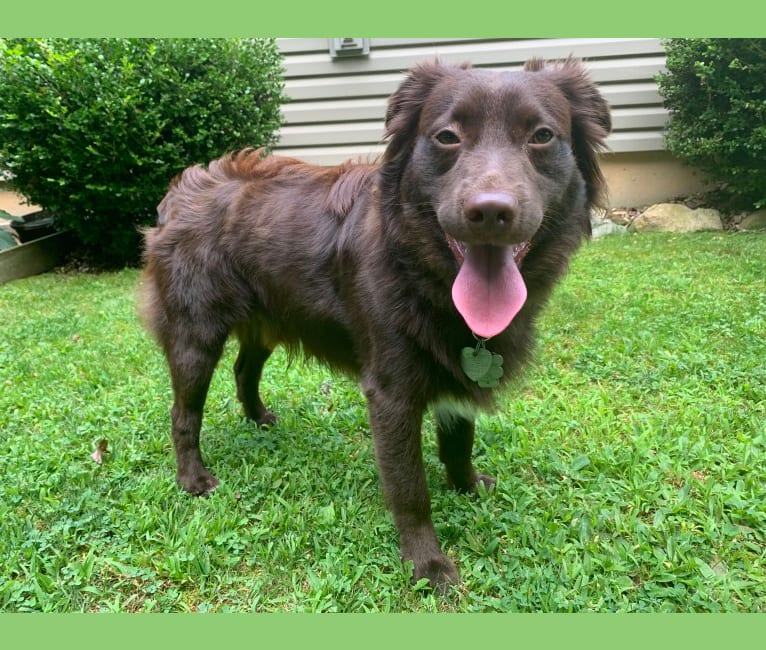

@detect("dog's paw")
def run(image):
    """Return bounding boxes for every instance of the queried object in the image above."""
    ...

[412,554,460,595]
[255,411,278,427]
[449,471,496,495]
[177,468,219,496]
[474,473,496,493]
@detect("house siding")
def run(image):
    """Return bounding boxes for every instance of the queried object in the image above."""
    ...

[274,38,669,165]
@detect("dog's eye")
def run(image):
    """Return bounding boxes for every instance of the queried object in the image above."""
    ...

[434,130,461,146]
[529,128,555,145]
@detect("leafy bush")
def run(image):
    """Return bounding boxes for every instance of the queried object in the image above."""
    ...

[657,39,766,210]
[0,38,285,265]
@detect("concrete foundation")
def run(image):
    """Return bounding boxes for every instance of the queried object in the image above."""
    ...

[600,151,708,209]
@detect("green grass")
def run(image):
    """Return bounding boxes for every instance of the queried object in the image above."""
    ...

[1,232,764,612]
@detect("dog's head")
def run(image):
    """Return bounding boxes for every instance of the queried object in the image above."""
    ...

[383,59,611,236]
[382,59,611,337]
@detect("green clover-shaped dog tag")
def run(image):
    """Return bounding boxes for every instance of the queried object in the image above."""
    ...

[460,346,492,381]
[461,336,505,388]
[477,354,504,387]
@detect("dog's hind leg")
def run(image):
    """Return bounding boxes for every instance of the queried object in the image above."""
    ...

[233,327,277,427]
[434,403,496,494]
[166,331,227,496]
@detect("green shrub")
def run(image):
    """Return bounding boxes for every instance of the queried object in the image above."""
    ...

[657,39,766,210]
[0,38,285,265]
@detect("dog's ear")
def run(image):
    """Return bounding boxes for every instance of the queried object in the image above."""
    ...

[383,60,460,164]
[530,58,612,208]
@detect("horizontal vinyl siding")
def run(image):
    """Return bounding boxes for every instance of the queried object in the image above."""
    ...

[274,38,668,163]
[277,105,667,148]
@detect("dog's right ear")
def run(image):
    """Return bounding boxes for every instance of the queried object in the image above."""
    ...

[383,60,456,164]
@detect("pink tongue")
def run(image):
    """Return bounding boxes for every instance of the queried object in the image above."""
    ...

[451,244,527,338]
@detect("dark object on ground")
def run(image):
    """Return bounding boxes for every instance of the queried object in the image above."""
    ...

[10,211,57,244]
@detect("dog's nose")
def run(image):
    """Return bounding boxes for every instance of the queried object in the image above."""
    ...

[463,193,517,226]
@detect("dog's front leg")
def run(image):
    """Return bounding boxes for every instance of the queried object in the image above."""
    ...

[363,376,459,592]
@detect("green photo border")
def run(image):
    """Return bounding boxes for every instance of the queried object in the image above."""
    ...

[4,612,766,648]
[2,3,765,646]
[2,0,766,36]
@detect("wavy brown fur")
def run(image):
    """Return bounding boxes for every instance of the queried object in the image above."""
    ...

[140,59,610,592]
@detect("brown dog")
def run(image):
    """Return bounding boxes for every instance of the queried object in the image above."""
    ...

[140,58,610,591]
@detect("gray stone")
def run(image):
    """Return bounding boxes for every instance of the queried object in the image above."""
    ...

[739,209,766,231]
[590,209,628,238]
[630,203,723,233]
[607,209,635,227]
[592,219,628,238]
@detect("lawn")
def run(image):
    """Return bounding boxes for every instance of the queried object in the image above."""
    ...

[0,232,764,612]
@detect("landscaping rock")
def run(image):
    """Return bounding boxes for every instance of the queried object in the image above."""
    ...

[592,219,628,238]
[630,203,724,233]
[607,209,637,227]
[590,209,628,238]
[739,209,766,231]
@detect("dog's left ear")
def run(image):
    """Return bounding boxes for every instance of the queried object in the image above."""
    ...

[527,58,612,208]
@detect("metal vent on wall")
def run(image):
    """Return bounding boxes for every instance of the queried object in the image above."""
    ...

[329,38,370,58]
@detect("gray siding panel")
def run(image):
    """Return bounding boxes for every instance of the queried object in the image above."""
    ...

[279,105,667,143]
[283,55,668,102]
[274,38,669,163]
[281,38,663,78]
[280,92,666,126]
[278,38,483,54]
